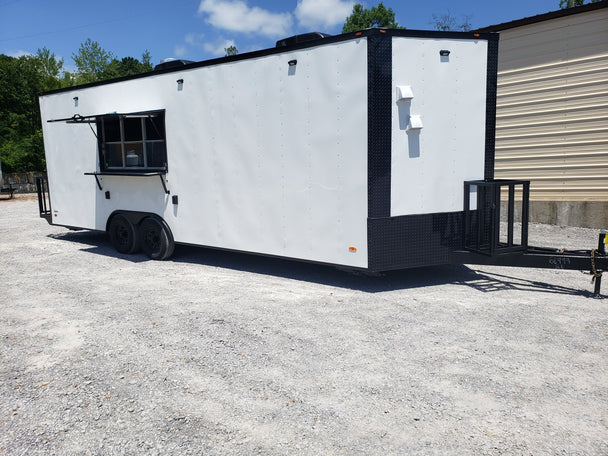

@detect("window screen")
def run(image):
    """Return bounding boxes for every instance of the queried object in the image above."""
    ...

[98,111,167,171]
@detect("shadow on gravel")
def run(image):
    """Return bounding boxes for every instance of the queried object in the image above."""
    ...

[47,230,149,263]
[48,231,592,296]
[463,270,594,298]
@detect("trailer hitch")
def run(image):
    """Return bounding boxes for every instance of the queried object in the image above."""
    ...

[590,231,607,297]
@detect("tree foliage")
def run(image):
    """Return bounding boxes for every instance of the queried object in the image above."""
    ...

[36,47,66,91]
[559,0,601,8]
[0,54,47,172]
[0,40,154,173]
[431,11,472,32]
[72,38,115,84]
[224,45,238,57]
[71,39,153,84]
[105,55,154,79]
[342,2,404,33]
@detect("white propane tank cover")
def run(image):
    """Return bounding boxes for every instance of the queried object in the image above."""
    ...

[396,85,414,101]
[407,115,423,131]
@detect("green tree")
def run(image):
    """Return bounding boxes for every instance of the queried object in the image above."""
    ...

[224,45,238,57]
[0,54,46,172]
[431,11,472,32]
[105,51,154,79]
[72,40,153,83]
[342,2,404,33]
[0,43,154,173]
[72,38,114,84]
[140,50,153,72]
[560,0,601,7]
[35,47,65,91]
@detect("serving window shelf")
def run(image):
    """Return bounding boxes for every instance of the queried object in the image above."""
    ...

[84,171,170,194]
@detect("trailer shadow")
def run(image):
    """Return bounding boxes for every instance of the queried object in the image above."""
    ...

[47,232,593,296]
[170,245,591,297]
[47,231,149,264]
[461,270,594,297]
[172,244,481,293]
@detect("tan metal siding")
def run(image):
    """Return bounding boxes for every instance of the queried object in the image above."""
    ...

[494,8,608,202]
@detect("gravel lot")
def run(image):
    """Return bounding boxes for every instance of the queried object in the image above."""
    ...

[1,195,607,455]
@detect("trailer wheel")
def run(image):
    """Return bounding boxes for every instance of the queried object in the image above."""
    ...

[108,214,139,254]
[139,217,174,260]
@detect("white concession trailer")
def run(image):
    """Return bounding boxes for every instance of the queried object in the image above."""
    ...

[39,29,499,269]
[36,28,607,291]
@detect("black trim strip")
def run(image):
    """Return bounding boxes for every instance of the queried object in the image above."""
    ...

[484,37,499,180]
[367,31,392,219]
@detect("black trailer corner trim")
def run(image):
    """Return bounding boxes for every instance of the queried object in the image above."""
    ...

[484,37,499,180]
[367,30,393,220]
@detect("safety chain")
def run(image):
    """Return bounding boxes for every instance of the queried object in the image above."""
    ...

[590,249,602,284]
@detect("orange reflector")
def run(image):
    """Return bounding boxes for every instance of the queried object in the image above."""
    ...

[379,29,386,33]
[349,247,357,253]
[355,32,362,36]
[473,33,480,37]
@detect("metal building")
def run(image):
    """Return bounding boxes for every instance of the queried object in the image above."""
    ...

[477,2,608,228]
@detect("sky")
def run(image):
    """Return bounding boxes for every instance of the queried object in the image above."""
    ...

[1,0,567,71]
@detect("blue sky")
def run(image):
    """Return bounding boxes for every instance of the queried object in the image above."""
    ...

[1,0,565,70]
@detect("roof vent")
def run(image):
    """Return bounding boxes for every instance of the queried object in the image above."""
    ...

[154,59,195,71]
[275,32,331,48]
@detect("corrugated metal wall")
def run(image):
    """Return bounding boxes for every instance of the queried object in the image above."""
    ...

[494,8,608,202]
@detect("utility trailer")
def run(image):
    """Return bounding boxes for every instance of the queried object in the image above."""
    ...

[36,28,606,295]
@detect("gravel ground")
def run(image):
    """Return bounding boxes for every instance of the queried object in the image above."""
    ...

[1,195,607,455]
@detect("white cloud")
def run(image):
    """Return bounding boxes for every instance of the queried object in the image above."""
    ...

[198,0,292,37]
[185,33,206,46]
[295,0,354,29]
[175,33,237,58]
[174,45,188,58]
[7,50,32,58]
[203,38,236,56]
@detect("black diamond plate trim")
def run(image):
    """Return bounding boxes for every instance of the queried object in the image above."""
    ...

[367,32,392,218]
[484,36,499,180]
[368,212,465,271]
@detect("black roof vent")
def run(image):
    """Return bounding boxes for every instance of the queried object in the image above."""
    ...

[154,59,195,71]
[276,32,332,48]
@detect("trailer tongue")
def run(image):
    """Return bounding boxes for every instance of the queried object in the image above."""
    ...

[450,179,607,297]
[455,242,606,297]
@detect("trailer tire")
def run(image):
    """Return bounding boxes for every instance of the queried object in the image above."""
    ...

[139,216,174,260]
[108,214,140,254]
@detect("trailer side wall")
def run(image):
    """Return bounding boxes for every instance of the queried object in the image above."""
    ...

[40,39,369,268]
